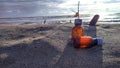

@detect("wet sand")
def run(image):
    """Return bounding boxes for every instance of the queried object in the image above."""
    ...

[0,23,120,68]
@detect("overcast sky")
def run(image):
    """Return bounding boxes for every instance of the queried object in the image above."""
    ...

[0,0,120,18]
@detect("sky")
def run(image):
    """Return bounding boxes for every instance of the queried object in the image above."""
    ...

[0,0,120,18]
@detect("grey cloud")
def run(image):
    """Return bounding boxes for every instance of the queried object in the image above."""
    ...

[0,0,65,17]
[0,0,64,3]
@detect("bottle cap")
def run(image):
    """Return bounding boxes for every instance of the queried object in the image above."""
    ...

[74,19,82,25]
[97,38,103,45]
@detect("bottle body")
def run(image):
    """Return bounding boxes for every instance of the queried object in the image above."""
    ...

[79,36,92,48]
[71,25,84,40]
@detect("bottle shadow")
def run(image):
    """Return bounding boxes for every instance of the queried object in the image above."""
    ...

[85,25,97,38]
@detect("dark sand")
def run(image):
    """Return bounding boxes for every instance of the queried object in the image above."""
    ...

[0,23,120,68]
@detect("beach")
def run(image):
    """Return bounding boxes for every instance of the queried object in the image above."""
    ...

[0,23,120,68]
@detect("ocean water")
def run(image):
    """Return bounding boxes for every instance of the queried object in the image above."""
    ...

[0,1,120,24]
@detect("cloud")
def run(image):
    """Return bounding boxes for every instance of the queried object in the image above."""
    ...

[0,0,64,3]
[0,0,65,17]
[0,0,120,18]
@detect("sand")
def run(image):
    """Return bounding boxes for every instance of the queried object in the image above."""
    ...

[0,23,120,68]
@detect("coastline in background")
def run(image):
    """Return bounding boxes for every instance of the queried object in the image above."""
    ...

[0,13,120,24]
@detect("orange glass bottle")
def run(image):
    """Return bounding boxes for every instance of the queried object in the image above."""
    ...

[75,36,103,49]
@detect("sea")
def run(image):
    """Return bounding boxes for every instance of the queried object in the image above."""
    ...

[0,1,120,24]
